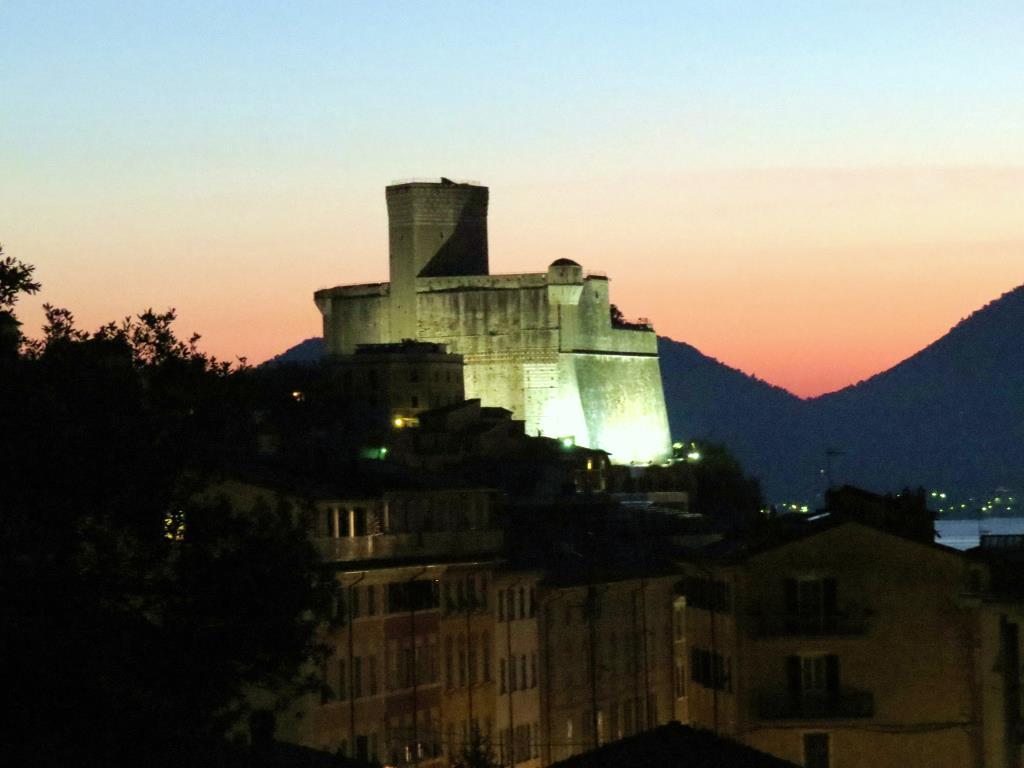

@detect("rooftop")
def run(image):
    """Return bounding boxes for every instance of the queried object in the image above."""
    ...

[549,721,798,768]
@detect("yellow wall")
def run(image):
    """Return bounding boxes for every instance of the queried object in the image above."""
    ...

[681,523,983,768]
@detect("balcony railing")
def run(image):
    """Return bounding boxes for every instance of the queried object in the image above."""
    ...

[755,690,875,720]
[314,529,504,563]
[752,610,871,638]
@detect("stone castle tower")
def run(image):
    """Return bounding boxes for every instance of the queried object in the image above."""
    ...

[315,179,672,464]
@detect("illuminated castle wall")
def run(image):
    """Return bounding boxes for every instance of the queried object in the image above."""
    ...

[314,179,672,464]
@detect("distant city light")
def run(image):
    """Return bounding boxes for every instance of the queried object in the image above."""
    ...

[163,510,186,541]
[686,450,702,462]
[291,390,305,402]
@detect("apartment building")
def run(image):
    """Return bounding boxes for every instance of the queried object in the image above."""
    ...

[494,570,544,768]
[538,575,680,765]
[679,519,982,768]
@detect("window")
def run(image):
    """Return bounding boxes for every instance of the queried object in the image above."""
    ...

[518,587,526,619]
[784,577,838,633]
[509,656,517,692]
[529,587,537,617]
[689,648,729,690]
[353,656,363,698]
[458,639,466,688]
[803,733,830,768]
[673,600,685,641]
[386,580,439,613]
[468,634,477,685]
[787,654,840,700]
[801,656,828,693]
[499,658,507,693]
[682,577,731,613]
[498,590,505,622]
[445,637,453,689]
[530,653,537,688]
[366,585,376,616]
[368,655,378,696]
[352,508,367,536]
[337,660,347,701]
[482,633,492,681]
[387,640,399,690]
[520,654,527,690]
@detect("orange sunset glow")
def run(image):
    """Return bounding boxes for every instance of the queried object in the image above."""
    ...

[3,3,1022,397]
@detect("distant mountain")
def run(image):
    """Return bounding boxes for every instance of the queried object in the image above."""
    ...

[263,337,326,366]
[267,285,1024,502]
[657,338,817,501]
[807,284,1024,502]
[663,284,1024,502]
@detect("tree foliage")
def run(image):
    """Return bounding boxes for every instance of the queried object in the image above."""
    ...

[687,440,764,529]
[0,244,41,309]
[2,269,332,766]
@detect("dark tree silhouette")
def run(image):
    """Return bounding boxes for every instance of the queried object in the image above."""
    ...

[2,268,333,766]
[0,244,41,309]
[686,440,764,529]
[0,245,41,356]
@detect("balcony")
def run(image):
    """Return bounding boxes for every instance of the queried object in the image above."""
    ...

[314,528,504,563]
[755,690,875,720]
[752,610,870,638]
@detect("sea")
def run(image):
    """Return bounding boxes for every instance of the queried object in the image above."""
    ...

[934,517,1024,550]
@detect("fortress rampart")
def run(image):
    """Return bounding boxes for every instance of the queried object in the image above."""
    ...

[315,180,672,463]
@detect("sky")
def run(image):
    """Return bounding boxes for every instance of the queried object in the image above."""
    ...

[2,1,1022,397]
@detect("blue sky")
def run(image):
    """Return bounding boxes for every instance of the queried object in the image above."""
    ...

[3,1,1022,395]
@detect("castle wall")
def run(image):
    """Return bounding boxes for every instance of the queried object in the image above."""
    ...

[571,353,672,464]
[317,272,672,463]
[314,182,671,464]
[559,276,657,355]
[415,281,558,429]
[317,286,390,355]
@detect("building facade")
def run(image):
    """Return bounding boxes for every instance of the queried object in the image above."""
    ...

[679,521,984,768]
[538,576,680,765]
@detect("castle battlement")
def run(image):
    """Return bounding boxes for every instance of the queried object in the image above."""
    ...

[315,181,672,464]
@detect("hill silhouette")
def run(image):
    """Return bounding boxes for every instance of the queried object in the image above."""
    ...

[264,337,325,366]
[268,284,1024,503]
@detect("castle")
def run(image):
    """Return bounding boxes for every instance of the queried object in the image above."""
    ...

[314,179,672,464]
